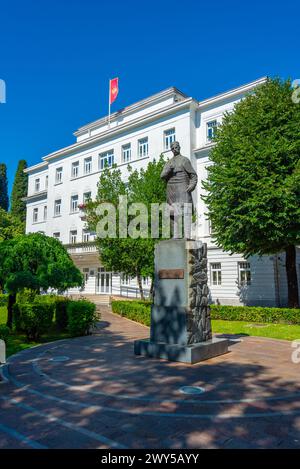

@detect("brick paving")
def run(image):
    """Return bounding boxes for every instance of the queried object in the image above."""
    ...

[0,307,300,449]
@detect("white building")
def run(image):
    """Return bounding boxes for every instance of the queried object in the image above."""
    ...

[24,78,300,306]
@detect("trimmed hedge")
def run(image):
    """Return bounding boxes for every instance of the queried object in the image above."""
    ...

[111,300,300,326]
[53,296,70,330]
[0,294,8,307]
[0,324,10,343]
[210,304,300,324]
[112,300,151,326]
[16,297,56,340]
[67,299,97,337]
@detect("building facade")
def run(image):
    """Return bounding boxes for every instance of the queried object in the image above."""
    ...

[24,78,300,306]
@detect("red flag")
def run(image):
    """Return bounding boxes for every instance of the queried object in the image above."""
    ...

[109,77,119,104]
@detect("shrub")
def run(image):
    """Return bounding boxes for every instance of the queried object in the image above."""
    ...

[67,299,97,337]
[210,304,300,324]
[0,324,10,343]
[0,294,8,307]
[16,297,55,341]
[16,289,37,304]
[111,300,151,326]
[53,296,70,330]
[111,300,300,326]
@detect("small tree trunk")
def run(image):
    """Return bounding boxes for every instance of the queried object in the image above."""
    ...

[137,273,145,301]
[6,293,17,329]
[285,245,299,308]
[149,278,154,301]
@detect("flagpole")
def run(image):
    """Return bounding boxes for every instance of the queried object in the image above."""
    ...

[108,79,111,129]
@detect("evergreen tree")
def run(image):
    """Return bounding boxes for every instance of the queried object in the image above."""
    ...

[0,163,9,211]
[10,159,28,223]
[203,78,300,308]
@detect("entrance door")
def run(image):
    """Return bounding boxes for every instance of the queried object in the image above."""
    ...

[97,267,111,294]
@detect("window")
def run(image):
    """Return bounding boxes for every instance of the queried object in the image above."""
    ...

[45,175,48,189]
[43,205,47,221]
[99,150,114,170]
[122,143,131,163]
[82,230,90,243]
[56,167,63,184]
[35,178,40,192]
[238,262,251,286]
[83,268,89,283]
[211,263,222,286]
[164,128,176,150]
[54,199,61,217]
[70,195,79,213]
[207,120,218,141]
[83,192,92,204]
[33,208,38,223]
[53,232,60,239]
[138,137,148,158]
[208,219,214,235]
[71,161,79,178]
[121,274,132,285]
[84,157,92,174]
[70,230,77,244]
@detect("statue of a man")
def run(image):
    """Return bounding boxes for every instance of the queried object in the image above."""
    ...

[161,141,198,209]
[160,141,198,238]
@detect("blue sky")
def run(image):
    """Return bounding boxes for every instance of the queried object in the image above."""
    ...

[0,0,299,195]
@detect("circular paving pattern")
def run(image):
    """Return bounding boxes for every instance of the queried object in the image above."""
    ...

[1,307,300,449]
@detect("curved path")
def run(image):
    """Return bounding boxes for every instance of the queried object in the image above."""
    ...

[0,308,300,449]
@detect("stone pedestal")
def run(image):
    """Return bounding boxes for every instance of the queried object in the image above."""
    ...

[134,239,228,364]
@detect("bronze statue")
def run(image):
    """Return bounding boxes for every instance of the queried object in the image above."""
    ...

[160,141,197,208]
[160,141,198,238]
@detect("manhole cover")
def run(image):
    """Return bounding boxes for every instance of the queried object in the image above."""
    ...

[179,386,205,395]
[49,356,70,362]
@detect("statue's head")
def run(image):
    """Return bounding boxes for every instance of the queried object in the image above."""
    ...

[171,141,181,156]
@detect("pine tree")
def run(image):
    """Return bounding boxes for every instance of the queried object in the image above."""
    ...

[10,160,28,223]
[0,163,9,211]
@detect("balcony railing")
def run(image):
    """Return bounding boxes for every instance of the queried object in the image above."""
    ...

[65,241,97,254]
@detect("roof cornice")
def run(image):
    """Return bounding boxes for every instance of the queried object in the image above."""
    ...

[197,77,267,109]
[36,98,194,164]
[74,86,188,136]
[24,162,48,174]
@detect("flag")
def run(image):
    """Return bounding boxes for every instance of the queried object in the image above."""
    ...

[109,77,119,105]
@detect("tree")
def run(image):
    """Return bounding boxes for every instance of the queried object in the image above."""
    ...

[10,160,28,223]
[0,163,9,211]
[86,157,167,299]
[202,78,300,308]
[0,208,24,242]
[0,233,83,328]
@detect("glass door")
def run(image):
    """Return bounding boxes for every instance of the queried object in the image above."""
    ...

[97,267,111,293]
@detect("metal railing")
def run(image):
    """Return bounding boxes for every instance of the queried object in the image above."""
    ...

[120,285,150,299]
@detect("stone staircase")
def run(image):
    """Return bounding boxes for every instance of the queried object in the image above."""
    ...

[82,294,111,306]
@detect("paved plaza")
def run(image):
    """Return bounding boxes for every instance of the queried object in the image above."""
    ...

[0,308,300,449]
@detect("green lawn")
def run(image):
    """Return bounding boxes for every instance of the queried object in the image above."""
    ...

[0,306,71,358]
[212,319,300,341]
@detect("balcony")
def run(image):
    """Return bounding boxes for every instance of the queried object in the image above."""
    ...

[66,241,97,254]
[65,241,99,266]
